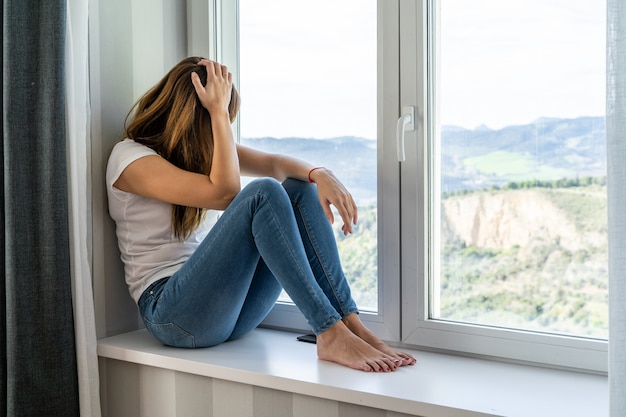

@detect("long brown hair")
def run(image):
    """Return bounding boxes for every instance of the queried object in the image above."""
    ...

[124,56,241,240]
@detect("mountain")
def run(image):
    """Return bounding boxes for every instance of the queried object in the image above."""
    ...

[241,136,378,205]
[242,116,606,202]
[441,116,606,192]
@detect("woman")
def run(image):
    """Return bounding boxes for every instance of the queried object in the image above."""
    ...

[106,56,416,372]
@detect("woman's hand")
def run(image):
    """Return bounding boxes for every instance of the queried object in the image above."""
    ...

[311,168,358,235]
[235,145,357,234]
[191,60,241,200]
[191,60,232,116]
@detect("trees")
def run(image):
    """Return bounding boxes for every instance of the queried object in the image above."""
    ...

[336,180,608,337]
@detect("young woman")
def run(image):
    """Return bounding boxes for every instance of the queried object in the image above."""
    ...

[106,56,416,372]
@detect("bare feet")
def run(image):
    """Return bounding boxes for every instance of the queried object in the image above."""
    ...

[316,320,399,372]
[341,313,417,367]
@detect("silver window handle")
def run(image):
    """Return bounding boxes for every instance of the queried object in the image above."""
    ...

[396,106,415,162]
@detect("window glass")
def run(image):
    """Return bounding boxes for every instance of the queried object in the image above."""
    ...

[433,0,607,338]
[239,0,379,311]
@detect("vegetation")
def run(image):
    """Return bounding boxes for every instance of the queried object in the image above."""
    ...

[332,205,378,311]
[439,237,608,338]
[334,179,608,339]
[247,116,609,338]
[443,175,607,198]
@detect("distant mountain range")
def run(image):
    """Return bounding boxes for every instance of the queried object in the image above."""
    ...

[242,116,606,204]
[441,116,606,192]
[241,136,378,205]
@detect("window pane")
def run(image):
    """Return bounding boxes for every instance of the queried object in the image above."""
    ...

[433,0,607,338]
[239,0,378,311]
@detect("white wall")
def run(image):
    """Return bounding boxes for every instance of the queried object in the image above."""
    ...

[90,0,195,338]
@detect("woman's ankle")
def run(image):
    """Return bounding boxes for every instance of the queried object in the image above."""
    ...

[317,319,348,344]
[341,313,372,336]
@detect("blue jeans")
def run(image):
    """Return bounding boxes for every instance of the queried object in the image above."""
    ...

[138,178,359,348]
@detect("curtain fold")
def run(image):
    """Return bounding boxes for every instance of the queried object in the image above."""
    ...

[2,1,80,416]
[65,0,101,416]
[607,0,626,415]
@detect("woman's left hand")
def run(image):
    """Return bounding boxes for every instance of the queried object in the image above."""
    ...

[311,168,358,235]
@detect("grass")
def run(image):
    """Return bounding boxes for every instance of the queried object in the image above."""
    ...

[464,150,572,181]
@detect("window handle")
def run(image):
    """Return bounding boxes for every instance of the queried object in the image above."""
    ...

[396,106,415,162]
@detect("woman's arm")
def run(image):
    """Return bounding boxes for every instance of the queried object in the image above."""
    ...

[113,61,240,210]
[237,144,358,235]
[192,60,241,197]
[237,143,312,181]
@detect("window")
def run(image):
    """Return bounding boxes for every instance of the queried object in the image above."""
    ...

[401,0,607,371]
[232,0,402,339]
[221,0,608,371]
[434,0,607,339]
[238,0,378,311]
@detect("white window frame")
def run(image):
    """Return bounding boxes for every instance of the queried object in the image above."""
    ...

[218,0,403,341]
[399,0,608,373]
[187,0,240,141]
[214,0,608,372]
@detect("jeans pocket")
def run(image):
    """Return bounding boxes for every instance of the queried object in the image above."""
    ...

[143,318,196,348]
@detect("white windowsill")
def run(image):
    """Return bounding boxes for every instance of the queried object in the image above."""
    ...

[97,328,608,417]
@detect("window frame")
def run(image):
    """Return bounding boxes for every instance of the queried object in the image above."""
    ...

[399,0,608,373]
[222,0,403,341]
[217,0,608,372]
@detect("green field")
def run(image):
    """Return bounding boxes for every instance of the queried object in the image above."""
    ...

[464,150,572,182]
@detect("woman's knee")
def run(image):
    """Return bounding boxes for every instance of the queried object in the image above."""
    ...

[282,178,316,201]
[237,178,286,203]
[247,177,284,195]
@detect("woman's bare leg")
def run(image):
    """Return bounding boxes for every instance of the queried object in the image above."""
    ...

[341,313,417,366]
[316,320,400,372]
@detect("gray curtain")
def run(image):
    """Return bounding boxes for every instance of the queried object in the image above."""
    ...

[608,0,626,415]
[2,1,80,416]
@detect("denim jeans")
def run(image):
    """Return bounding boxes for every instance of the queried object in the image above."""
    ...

[138,178,359,348]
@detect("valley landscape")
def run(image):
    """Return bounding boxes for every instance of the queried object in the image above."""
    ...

[242,116,608,338]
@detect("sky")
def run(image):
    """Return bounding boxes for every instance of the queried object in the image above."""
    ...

[439,0,606,130]
[239,0,376,139]
[239,0,605,138]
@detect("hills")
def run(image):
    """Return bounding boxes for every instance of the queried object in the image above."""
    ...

[241,136,377,205]
[243,117,609,336]
[441,116,606,192]
[242,116,606,202]
[440,184,608,338]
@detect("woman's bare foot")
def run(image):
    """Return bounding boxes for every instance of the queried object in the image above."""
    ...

[342,313,417,366]
[316,320,400,372]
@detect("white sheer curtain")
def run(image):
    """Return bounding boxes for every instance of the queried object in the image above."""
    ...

[65,0,102,416]
[608,1,626,415]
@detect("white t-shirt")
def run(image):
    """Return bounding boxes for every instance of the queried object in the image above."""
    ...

[106,139,220,303]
